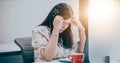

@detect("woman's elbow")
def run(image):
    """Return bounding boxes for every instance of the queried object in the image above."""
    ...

[42,53,53,61]
[40,49,53,61]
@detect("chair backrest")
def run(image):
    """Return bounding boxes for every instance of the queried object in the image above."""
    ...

[14,37,34,63]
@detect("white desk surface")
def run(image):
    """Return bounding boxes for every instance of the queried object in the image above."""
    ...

[32,58,72,63]
[32,60,62,63]
[0,43,21,53]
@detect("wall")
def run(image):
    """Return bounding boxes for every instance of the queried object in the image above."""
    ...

[0,0,79,44]
[89,0,120,63]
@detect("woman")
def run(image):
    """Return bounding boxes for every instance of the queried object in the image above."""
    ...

[32,3,86,62]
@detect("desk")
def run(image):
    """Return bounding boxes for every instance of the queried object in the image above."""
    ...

[32,58,72,63]
[32,61,89,63]
[32,60,70,63]
[32,57,90,63]
[32,60,89,63]
[0,43,21,56]
[0,43,22,63]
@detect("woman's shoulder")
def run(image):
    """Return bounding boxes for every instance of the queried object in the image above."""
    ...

[33,25,50,34]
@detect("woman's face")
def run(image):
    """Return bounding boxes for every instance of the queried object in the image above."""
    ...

[59,18,72,33]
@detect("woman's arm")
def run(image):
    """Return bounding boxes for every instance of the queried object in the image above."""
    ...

[77,24,86,53]
[40,16,63,61]
[40,29,59,61]
[72,18,86,53]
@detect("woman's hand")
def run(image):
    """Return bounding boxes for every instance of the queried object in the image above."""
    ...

[53,15,64,32]
[72,18,81,28]
[72,18,84,31]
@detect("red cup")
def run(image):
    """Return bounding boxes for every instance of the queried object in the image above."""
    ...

[70,53,84,63]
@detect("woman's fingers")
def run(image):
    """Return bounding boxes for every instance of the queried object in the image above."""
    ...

[53,15,64,30]
[53,15,63,24]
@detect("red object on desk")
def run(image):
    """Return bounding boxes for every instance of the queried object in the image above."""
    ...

[70,53,84,63]
[73,60,83,63]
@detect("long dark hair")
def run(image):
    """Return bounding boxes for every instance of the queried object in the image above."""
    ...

[39,3,74,49]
